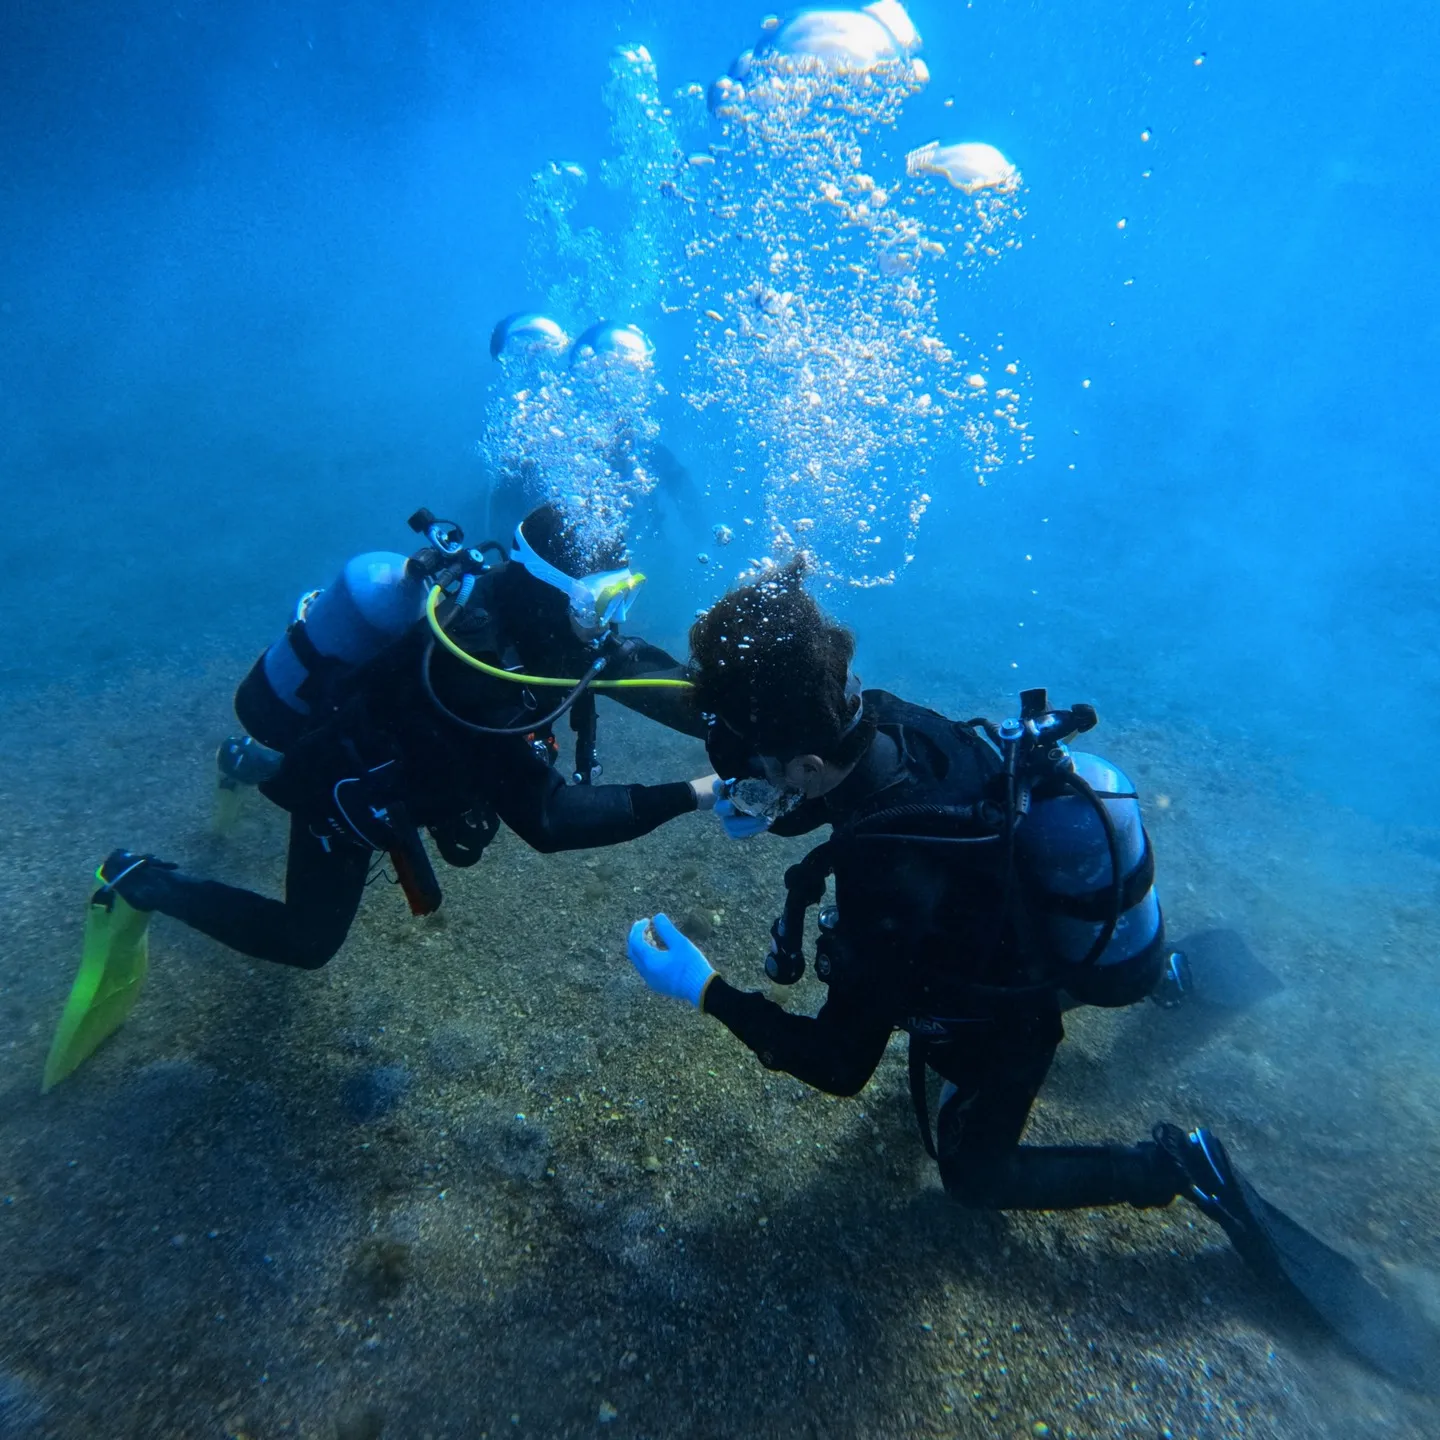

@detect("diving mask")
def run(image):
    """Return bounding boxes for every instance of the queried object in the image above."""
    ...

[512,519,646,638]
[706,671,867,797]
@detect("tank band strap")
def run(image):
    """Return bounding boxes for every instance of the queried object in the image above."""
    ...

[1033,831,1154,923]
[908,1035,938,1160]
[287,618,350,712]
[287,617,324,673]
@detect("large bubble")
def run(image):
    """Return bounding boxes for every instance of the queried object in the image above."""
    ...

[763,10,906,71]
[571,320,656,369]
[906,140,1019,194]
[489,311,571,362]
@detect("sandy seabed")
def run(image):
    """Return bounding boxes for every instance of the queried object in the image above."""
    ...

[2,652,1438,1440]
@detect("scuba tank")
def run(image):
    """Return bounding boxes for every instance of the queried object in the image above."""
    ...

[235,551,430,752]
[1012,748,1164,1006]
[233,509,497,752]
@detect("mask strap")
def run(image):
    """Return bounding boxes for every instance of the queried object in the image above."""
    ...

[709,709,746,738]
[513,518,638,630]
[838,671,865,738]
[708,672,864,758]
[511,519,579,602]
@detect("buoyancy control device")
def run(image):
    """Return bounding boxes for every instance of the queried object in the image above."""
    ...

[231,510,500,916]
[766,687,1165,1160]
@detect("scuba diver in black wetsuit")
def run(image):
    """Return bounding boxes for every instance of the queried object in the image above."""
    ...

[100,502,716,971]
[624,561,1438,1391]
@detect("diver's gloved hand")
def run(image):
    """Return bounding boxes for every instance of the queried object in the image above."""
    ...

[627,913,716,1008]
[714,780,770,839]
[99,849,179,912]
[689,773,722,811]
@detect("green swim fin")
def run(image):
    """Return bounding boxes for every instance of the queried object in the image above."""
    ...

[213,776,244,836]
[42,866,151,1093]
[213,735,282,840]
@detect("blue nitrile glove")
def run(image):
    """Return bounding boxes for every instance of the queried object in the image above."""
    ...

[627,913,717,1008]
[714,780,770,839]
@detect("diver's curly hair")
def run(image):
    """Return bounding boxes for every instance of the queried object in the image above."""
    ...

[688,559,873,762]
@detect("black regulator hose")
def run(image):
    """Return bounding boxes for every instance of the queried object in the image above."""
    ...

[1058,766,1125,968]
[847,802,1001,842]
[420,638,607,737]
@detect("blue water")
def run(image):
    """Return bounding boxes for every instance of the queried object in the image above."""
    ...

[5,1,1435,815]
[3,2,1438,1435]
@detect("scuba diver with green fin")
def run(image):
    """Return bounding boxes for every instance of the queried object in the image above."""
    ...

[44,503,714,1091]
[624,561,1437,1391]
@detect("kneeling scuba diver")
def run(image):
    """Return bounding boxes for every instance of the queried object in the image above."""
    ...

[44,503,715,1091]
[622,565,1436,1392]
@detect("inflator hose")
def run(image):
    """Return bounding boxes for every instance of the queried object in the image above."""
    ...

[420,638,605,737]
[1057,768,1125,968]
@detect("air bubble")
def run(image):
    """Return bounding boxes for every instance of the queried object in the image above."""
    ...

[488,5,1032,585]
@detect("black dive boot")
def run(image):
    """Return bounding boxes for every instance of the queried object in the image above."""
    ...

[1152,1122,1272,1268]
[100,850,181,912]
[1152,1122,1438,1390]
[216,735,283,786]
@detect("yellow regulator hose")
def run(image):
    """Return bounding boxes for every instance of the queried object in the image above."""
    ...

[425,586,694,690]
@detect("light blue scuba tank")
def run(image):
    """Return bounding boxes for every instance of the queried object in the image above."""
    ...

[261,552,428,718]
[1012,751,1165,1005]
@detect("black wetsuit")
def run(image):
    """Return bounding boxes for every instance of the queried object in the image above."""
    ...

[127,567,705,969]
[702,691,1179,1212]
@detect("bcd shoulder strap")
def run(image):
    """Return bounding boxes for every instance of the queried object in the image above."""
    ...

[908,1034,939,1159]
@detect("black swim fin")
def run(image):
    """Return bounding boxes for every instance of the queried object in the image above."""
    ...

[1154,1122,1438,1391]
[1170,928,1284,1011]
